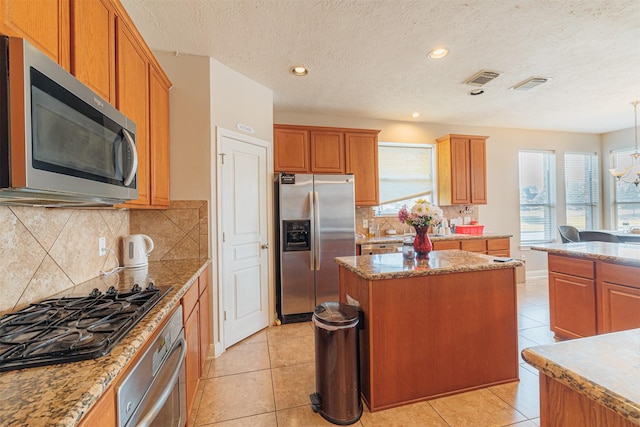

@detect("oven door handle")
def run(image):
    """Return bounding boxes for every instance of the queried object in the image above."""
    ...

[128,336,187,427]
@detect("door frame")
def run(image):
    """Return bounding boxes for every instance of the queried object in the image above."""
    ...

[214,127,275,355]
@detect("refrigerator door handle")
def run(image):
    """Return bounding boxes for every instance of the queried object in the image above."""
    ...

[314,191,321,271]
[309,191,315,271]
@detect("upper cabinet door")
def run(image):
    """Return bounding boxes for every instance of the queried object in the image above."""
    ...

[149,64,171,207]
[450,136,471,205]
[345,131,380,206]
[274,127,310,172]
[310,130,344,173]
[70,0,115,103]
[469,137,487,204]
[116,19,149,206]
[0,0,70,70]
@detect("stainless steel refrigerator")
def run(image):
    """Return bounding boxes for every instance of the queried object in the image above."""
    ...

[275,173,356,323]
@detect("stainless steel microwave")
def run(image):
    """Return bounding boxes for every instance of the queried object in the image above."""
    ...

[0,36,138,207]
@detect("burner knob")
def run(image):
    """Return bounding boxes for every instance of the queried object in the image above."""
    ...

[106,286,118,296]
[146,281,158,291]
[131,283,142,293]
[89,288,102,297]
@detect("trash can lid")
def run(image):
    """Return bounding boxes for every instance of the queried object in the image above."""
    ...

[313,302,359,327]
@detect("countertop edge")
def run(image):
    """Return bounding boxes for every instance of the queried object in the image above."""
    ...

[62,259,212,427]
[530,243,640,267]
[521,347,640,425]
[356,233,512,245]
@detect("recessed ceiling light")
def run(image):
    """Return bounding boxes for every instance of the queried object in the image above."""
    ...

[411,112,422,118]
[428,48,449,59]
[291,66,308,76]
[468,89,485,96]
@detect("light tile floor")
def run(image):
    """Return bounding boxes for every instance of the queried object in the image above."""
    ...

[189,277,552,426]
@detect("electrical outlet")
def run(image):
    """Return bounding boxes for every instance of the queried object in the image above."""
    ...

[98,237,107,256]
[363,219,368,229]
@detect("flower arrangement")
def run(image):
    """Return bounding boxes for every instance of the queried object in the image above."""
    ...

[397,199,443,229]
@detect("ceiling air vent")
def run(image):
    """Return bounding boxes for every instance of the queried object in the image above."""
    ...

[463,70,501,86]
[511,77,551,91]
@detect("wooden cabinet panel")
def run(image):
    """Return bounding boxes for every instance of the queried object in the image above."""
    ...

[78,385,115,427]
[274,127,309,172]
[432,240,461,250]
[436,134,488,206]
[549,254,594,279]
[116,19,149,206]
[184,302,200,410]
[598,282,640,334]
[487,238,510,251]
[461,239,486,253]
[469,137,487,204]
[310,130,344,173]
[199,285,210,371]
[0,0,70,70]
[181,279,199,322]
[70,0,114,103]
[549,271,596,339]
[149,65,170,207]
[345,132,379,206]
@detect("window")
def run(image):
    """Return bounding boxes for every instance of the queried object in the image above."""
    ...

[564,152,599,229]
[376,143,435,216]
[519,150,556,244]
[611,148,640,229]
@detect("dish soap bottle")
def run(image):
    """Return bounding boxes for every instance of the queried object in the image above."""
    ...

[368,219,375,238]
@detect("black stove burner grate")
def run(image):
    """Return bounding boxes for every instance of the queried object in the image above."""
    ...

[0,283,172,372]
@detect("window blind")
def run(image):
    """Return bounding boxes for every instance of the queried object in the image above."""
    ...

[564,152,599,229]
[519,150,556,244]
[377,143,434,209]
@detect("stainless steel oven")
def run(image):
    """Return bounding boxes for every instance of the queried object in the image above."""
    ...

[116,306,187,427]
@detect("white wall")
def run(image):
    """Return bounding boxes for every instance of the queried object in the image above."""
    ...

[275,112,603,272]
[154,52,274,355]
[601,127,636,229]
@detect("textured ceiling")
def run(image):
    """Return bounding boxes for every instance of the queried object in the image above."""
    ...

[121,0,640,134]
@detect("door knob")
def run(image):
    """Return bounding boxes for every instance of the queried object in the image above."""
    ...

[261,243,269,249]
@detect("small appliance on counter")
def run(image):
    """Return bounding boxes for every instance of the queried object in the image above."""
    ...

[123,234,154,268]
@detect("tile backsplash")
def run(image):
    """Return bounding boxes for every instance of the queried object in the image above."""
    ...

[129,200,209,261]
[0,200,209,315]
[355,205,480,237]
[0,206,129,314]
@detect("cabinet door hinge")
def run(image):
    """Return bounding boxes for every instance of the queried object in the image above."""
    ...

[222,232,226,242]
[220,152,226,164]
[224,311,227,321]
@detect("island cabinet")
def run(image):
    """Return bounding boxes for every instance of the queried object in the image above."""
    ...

[597,262,640,334]
[0,0,70,70]
[436,134,488,206]
[548,254,596,340]
[337,253,519,411]
[274,124,381,206]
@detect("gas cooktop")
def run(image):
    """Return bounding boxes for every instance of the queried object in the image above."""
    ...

[0,283,172,372]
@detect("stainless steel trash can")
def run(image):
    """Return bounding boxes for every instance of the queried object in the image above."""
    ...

[309,302,362,425]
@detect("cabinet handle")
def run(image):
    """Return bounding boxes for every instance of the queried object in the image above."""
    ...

[261,243,269,249]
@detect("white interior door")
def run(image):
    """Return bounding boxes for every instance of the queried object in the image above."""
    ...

[219,130,270,348]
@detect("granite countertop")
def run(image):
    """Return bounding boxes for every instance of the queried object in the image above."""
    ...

[356,233,512,245]
[335,250,522,280]
[521,329,640,425]
[530,242,640,267]
[0,258,211,427]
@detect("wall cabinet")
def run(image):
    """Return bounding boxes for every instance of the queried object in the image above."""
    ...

[182,267,212,416]
[345,132,379,206]
[70,0,115,103]
[436,134,488,206]
[274,124,380,206]
[0,0,70,70]
[1,0,172,209]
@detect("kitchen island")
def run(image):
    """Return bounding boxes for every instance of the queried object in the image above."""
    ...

[530,242,640,340]
[522,328,640,426]
[335,250,522,411]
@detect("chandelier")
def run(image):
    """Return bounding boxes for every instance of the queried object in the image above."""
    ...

[609,101,640,186]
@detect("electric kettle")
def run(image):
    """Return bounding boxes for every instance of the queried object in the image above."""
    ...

[123,234,154,268]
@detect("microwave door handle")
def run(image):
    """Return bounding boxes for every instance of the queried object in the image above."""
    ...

[130,336,187,427]
[122,129,138,187]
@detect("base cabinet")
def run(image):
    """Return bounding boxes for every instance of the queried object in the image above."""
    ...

[77,386,116,427]
[547,255,640,340]
[432,237,510,257]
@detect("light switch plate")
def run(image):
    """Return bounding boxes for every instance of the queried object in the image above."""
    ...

[98,237,107,256]
[363,219,368,229]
